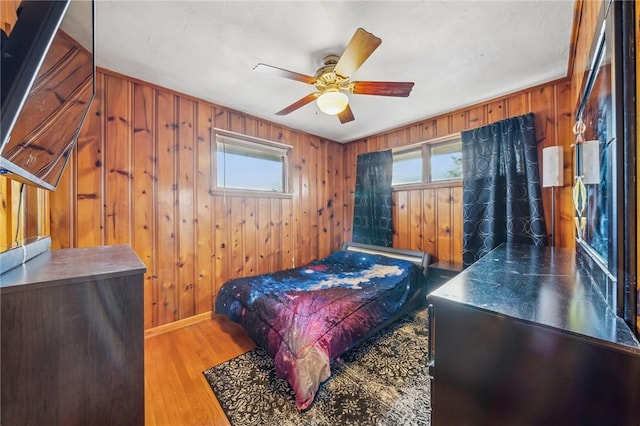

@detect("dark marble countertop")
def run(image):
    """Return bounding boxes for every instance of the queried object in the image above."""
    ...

[429,243,640,354]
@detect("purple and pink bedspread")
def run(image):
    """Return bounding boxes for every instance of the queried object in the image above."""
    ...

[215,249,423,410]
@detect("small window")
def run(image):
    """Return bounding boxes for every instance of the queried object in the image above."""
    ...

[430,140,462,181]
[392,135,462,186]
[392,148,422,185]
[215,131,290,193]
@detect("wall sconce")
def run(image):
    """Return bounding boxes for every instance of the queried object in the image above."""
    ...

[542,145,563,247]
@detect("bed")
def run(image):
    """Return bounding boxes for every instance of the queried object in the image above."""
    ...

[214,242,430,410]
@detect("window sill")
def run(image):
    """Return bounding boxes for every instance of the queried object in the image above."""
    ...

[208,188,293,199]
[392,180,462,191]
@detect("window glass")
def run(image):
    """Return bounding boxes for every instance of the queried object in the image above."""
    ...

[392,148,422,185]
[430,140,463,181]
[216,134,288,192]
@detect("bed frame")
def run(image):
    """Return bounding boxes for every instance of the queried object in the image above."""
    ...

[341,242,431,274]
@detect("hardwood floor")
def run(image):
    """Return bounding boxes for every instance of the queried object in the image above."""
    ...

[145,315,256,425]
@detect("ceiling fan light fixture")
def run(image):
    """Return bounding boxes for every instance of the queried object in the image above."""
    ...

[316,90,349,115]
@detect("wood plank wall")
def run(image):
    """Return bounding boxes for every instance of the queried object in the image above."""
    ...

[343,78,573,264]
[49,70,345,329]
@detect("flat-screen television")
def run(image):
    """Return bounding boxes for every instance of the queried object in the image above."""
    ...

[0,0,95,190]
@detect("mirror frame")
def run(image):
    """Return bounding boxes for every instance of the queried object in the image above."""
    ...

[575,0,636,333]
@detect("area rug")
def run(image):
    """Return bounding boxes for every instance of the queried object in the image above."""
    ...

[203,307,431,425]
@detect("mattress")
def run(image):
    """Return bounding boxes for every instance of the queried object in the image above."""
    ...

[215,247,426,410]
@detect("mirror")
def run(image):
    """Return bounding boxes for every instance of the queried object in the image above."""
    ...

[575,2,620,275]
[0,0,95,190]
[575,6,614,265]
[574,0,636,334]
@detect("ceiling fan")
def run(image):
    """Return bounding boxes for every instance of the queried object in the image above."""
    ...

[254,28,415,124]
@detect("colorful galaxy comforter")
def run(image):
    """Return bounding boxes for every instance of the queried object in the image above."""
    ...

[215,249,424,410]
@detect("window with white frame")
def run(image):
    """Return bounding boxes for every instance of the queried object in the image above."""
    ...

[215,130,290,193]
[392,135,462,186]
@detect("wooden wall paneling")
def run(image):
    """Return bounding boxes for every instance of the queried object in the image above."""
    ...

[391,192,400,248]
[451,186,463,264]
[308,136,320,261]
[487,100,506,123]
[229,197,244,280]
[384,133,396,151]
[104,74,133,246]
[281,198,293,270]
[436,187,453,262]
[49,149,74,249]
[467,105,486,130]
[332,142,345,252]
[212,107,229,295]
[506,92,529,117]
[257,198,271,275]
[213,195,229,298]
[422,120,436,141]
[11,181,23,242]
[298,134,311,265]
[23,186,39,238]
[531,84,555,243]
[0,178,11,246]
[556,81,574,248]
[269,198,282,271]
[229,111,244,134]
[451,111,467,134]
[326,140,337,252]
[195,104,213,314]
[76,72,104,248]
[422,188,437,258]
[177,97,196,319]
[395,191,409,248]
[317,139,331,258]
[409,123,422,145]
[133,83,157,329]
[155,90,178,325]
[436,116,451,138]
[243,197,258,277]
[409,190,423,251]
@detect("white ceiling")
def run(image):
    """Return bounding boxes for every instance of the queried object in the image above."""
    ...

[94,0,575,143]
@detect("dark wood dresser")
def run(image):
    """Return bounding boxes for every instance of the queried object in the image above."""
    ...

[428,243,640,425]
[1,245,146,426]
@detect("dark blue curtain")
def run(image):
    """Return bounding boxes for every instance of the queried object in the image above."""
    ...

[352,150,393,246]
[461,113,547,267]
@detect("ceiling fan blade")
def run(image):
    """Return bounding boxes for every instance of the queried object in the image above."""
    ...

[334,28,382,78]
[275,93,320,116]
[254,63,316,85]
[351,81,415,97]
[337,104,355,124]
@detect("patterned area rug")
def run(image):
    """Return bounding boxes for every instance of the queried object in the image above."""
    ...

[203,308,431,425]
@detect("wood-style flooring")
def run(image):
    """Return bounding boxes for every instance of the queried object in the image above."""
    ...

[145,315,256,426]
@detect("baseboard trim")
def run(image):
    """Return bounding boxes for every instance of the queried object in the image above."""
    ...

[145,311,213,339]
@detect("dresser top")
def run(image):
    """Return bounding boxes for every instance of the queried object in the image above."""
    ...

[429,243,640,353]
[1,245,146,292]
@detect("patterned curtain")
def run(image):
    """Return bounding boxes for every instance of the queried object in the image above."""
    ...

[461,113,547,267]
[352,150,393,247]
